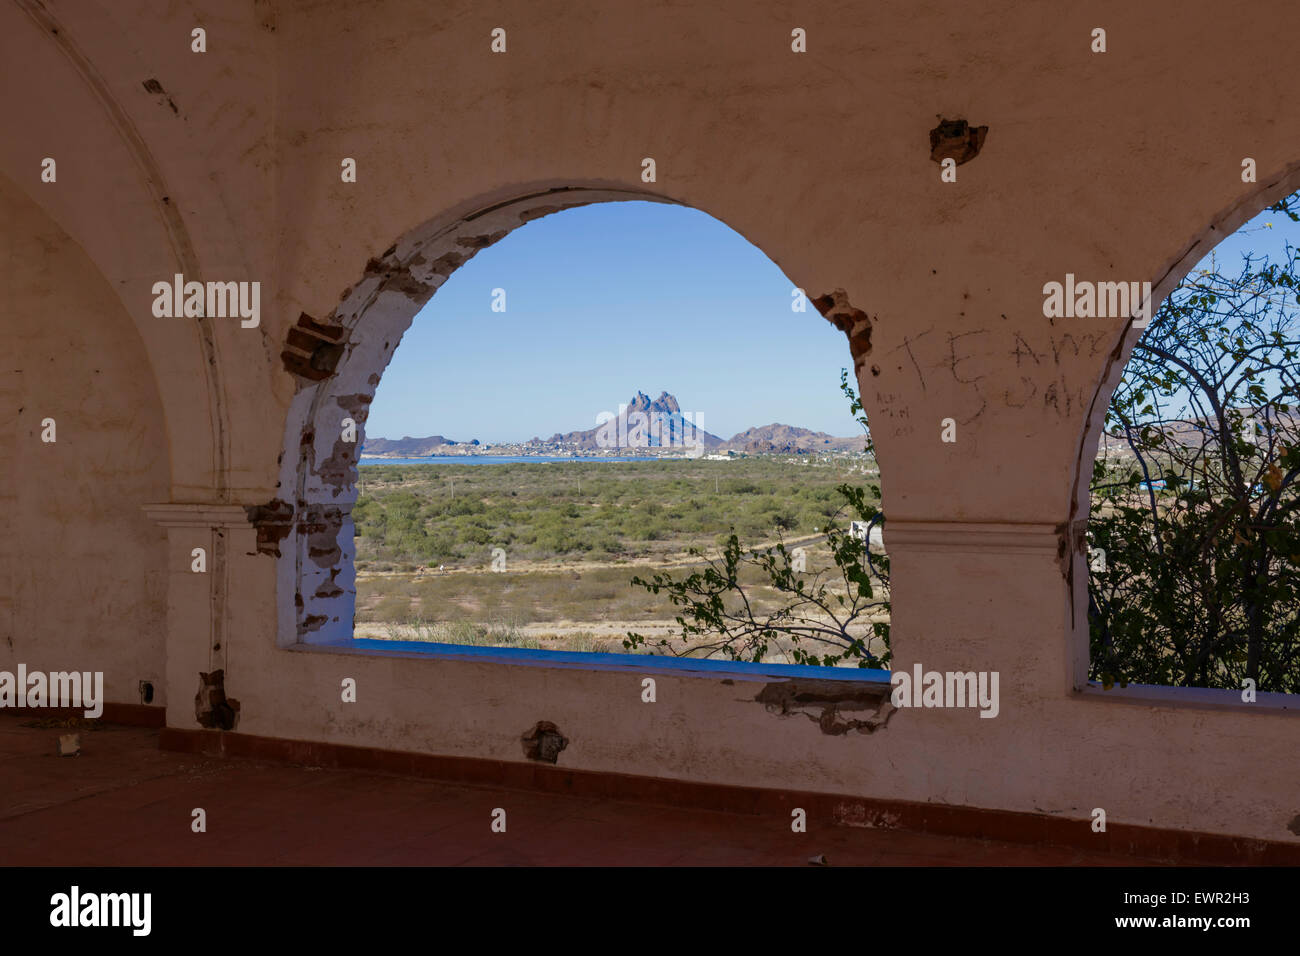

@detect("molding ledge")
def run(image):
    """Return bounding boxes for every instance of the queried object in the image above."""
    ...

[142,503,254,529]
[883,520,1062,555]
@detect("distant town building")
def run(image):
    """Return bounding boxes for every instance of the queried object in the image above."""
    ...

[849,520,885,552]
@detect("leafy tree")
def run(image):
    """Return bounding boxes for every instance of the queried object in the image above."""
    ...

[1089,194,1300,693]
[625,370,891,667]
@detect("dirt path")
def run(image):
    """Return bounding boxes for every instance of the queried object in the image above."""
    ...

[353,619,683,642]
[357,531,833,578]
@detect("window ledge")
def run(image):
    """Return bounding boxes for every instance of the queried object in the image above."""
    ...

[292,637,894,686]
[1075,680,1299,714]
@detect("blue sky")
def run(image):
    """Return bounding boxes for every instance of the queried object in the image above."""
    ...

[364,201,858,443]
[1191,203,1296,276]
[365,197,1300,444]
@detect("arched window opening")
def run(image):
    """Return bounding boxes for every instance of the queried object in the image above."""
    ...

[349,201,891,670]
[1087,192,1300,695]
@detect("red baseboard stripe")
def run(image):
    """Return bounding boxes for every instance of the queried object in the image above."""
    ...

[158,726,1300,865]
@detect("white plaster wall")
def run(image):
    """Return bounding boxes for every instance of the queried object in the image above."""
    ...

[0,175,170,705]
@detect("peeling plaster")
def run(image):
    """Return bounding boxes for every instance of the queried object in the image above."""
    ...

[813,289,873,370]
[281,312,347,382]
[834,802,903,829]
[245,498,294,557]
[1056,517,1088,581]
[305,510,345,567]
[929,117,987,165]
[522,721,569,763]
[755,679,895,735]
[195,669,239,730]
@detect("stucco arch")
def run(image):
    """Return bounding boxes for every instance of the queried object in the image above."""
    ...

[0,0,257,500]
[270,181,836,647]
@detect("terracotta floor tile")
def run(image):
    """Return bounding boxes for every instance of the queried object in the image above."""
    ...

[0,714,1177,867]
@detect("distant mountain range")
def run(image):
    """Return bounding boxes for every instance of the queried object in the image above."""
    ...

[361,390,866,457]
[726,422,861,454]
[360,434,477,457]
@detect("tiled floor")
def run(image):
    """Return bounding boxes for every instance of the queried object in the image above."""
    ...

[0,715,1160,866]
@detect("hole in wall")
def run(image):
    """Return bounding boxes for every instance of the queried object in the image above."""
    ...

[195,669,240,730]
[521,721,568,763]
